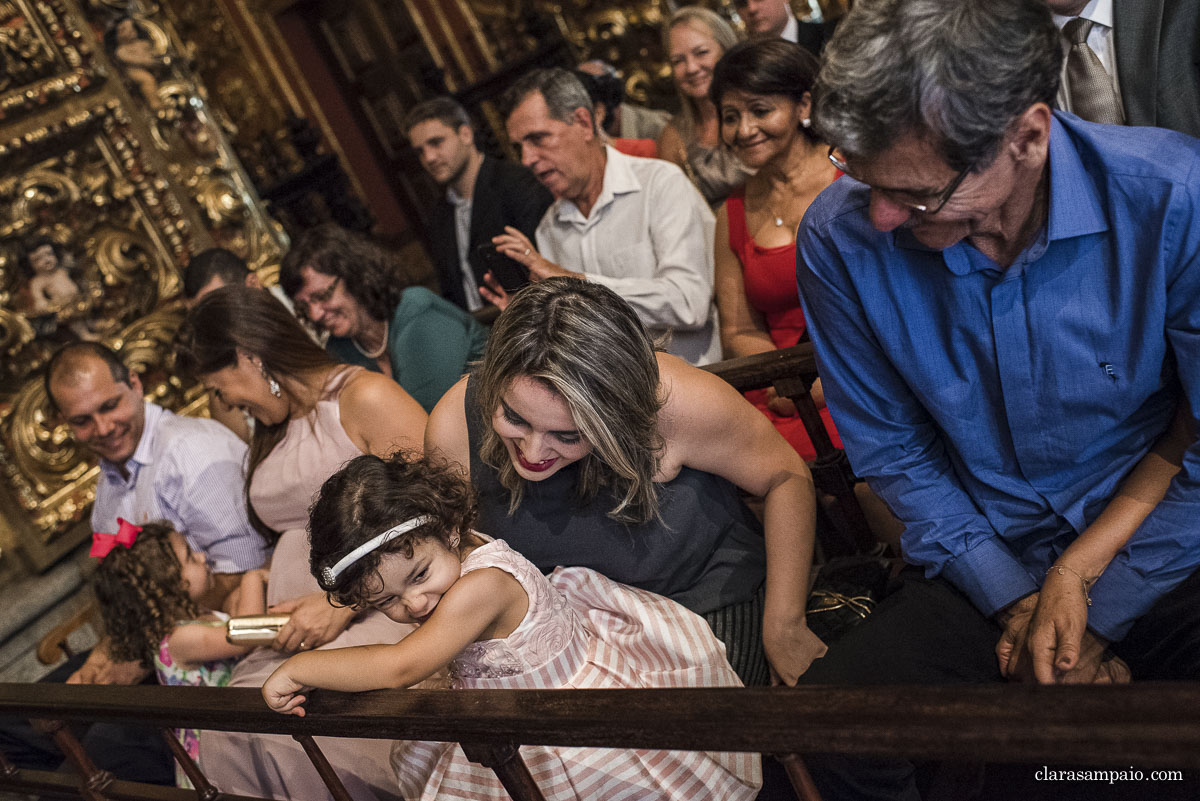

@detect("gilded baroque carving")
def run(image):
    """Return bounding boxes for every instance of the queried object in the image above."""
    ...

[151,0,304,188]
[0,101,188,384]
[84,5,287,273]
[0,100,189,388]
[466,0,683,107]
[0,1,284,571]
[0,0,103,124]
[0,306,193,539]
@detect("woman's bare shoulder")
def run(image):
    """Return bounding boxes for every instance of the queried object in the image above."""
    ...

[338,369,427,456]
[340,368,421,415]
[656,352,746,438]
[426,376,472,474]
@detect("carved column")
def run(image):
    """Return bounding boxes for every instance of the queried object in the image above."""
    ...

[0,0,286,574]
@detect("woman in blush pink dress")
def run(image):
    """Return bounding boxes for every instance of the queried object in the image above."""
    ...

[176,286,427,801]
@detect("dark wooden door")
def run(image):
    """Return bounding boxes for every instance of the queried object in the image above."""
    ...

[287,0,447,233]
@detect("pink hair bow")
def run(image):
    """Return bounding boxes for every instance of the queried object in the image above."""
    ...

[90,517,141,558]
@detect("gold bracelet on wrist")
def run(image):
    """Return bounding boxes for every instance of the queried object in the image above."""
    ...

[1046,564,1099,607]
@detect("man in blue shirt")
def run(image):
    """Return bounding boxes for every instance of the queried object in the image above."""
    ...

[795,0,1200,796]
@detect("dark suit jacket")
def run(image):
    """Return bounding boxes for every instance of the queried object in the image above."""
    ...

[793,19,839,58]
[1114,0,1200,138]
[428,156,554,310]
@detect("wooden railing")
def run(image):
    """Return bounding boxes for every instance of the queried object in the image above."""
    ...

[704,343,875,556]
[1,682,1198,801]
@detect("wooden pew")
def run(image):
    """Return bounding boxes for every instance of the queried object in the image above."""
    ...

[1,683,1198,801]
[704,343,875,556]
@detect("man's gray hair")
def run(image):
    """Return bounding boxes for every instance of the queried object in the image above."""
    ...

[814,0,1062,171]
[501,68,597,135]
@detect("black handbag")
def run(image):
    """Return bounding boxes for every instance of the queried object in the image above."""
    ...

[805,555,891,643]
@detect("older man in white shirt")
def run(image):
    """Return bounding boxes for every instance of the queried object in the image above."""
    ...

[489,68,721,365]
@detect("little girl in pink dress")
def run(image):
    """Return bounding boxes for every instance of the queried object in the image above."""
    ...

[92,520,269,787]
[262,453,761,801]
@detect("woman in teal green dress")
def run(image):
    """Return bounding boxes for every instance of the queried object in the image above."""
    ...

[280,224,487,412]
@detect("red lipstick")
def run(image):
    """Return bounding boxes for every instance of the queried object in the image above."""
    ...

[515,445,557,473]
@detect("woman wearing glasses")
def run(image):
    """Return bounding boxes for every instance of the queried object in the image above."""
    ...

[281,224,488,412]
[711,40,843,461]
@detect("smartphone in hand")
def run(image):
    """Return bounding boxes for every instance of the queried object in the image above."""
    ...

[473,243,530,294]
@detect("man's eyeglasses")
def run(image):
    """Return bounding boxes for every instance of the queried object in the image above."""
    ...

[828,147,973,215]
[295,275,340,320]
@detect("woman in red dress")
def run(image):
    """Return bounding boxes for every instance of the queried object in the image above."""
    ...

[712,39,841,461]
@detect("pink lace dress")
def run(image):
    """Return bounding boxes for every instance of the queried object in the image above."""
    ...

[390,538,761,801]
[199,367,414,801]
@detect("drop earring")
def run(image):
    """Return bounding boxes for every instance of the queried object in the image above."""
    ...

[262,367,281,398]
[801,118,811,128]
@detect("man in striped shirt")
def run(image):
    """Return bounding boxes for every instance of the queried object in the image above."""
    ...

[46,342,269,681]
[0,343,270,784]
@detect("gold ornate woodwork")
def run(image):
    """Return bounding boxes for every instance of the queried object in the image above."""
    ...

[152,0,306,189]
[0,0,102,126]
[0,0,285,574]
[461,1,849,113]
[460,0,682,107]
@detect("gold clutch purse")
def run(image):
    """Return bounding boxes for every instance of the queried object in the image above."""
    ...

[226,614,290,647]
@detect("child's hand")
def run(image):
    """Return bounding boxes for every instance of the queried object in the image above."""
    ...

[262,665,309,716]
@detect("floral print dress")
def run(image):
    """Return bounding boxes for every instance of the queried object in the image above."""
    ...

[153,612,236,788]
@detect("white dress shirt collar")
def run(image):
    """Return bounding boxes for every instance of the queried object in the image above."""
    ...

[555,146,641,226]
[1051,0,1113,30]
[780,13,799,44]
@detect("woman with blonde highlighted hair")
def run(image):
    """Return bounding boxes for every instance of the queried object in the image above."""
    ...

[427,277,826,687]
[657,6,751,205]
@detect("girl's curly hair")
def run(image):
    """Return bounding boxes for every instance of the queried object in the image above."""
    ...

[92,522,201,668]
[308,451,478,609]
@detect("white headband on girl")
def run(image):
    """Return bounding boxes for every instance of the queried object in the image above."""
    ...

[320,515,434,587]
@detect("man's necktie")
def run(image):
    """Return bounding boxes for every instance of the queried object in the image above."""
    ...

[1063,18,1125,124]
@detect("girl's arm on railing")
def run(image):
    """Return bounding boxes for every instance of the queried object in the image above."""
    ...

[263,567,524,715]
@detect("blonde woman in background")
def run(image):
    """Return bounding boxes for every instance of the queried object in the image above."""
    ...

[657,6,752,206]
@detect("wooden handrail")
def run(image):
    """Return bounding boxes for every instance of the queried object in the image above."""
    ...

[0,769,270,801]
[702,342,819,392]
[3,682,1199,769]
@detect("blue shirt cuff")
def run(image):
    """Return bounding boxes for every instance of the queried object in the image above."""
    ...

[938,538,1039,617]
[1086,557,1148,642]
